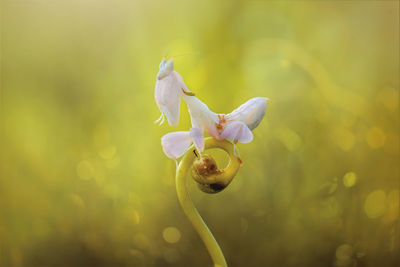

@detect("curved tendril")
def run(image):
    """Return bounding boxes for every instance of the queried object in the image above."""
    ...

[191,142,241,185]
[175,137,241,267]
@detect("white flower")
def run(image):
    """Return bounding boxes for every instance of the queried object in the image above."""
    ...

[161,128,204,160]
[183,95,220,139]
[161,96,268,160]
[154,58,268,160]
[154,58,193,126]
[224,97,268,131]
[219,121,253,144]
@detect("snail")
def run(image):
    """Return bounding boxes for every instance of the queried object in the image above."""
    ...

[191,146,240,194]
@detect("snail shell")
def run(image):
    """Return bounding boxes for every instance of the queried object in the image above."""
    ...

[191,154,228,194]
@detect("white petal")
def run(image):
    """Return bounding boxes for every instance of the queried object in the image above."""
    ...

[220,121,253,143]
[190,128,204,153]
[174,70,191,93]
[161,131,192,159]
[225,97,268,130]
[154,71,186,126]
[183,95,219,138]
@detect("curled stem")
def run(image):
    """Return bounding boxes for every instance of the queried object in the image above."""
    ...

[175,137,241,267]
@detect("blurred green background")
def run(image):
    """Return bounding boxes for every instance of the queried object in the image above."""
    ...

[1,0,399,266]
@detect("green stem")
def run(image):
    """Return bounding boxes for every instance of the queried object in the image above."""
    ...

[175,138,241,267]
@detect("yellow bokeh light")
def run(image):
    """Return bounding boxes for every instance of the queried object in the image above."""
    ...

[366,127,386,149]
[76,160,95,180]
[343,172,357,188]
[162,227,181,244]
[364,190,387,219]
[98,145,117,159]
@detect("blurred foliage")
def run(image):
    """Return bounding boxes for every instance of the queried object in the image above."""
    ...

[0,0,399,266]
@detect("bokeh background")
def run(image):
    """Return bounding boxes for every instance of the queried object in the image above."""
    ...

[1,0,399,266]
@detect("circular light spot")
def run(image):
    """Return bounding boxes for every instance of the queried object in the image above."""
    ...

[366,127,386,149]
[343,172,357,188]
[162,227,181,244]
[76,160,95,180]
[364,190,387,219]
[99,145,116,159]
[336,244,353,260]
